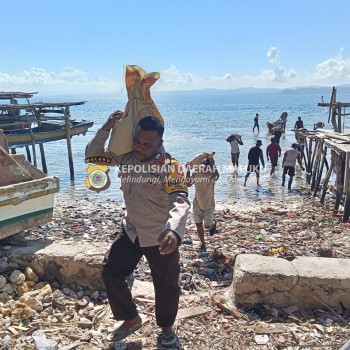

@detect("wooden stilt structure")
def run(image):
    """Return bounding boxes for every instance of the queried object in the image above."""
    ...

[295,129,350,222]
[0,92,93,179]
[292,87,350,220]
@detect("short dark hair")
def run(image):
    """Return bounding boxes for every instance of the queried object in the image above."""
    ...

[271,137,276,142]
[137,116,164,138]
[292,143,298,149]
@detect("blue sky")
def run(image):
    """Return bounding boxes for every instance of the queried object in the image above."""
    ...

[1,0,349,94]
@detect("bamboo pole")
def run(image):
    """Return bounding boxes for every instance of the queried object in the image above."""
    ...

[39,143,48,174]
[65,106,74,180]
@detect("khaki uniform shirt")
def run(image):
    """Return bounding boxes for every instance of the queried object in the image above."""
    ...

[85,129,190,247]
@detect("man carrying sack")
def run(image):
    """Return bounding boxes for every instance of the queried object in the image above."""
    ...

[85,66,189,349]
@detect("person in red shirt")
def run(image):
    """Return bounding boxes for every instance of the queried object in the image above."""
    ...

[266,137,281,176]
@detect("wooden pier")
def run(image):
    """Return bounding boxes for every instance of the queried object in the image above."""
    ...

[295,86,350,221]
[0,92,94,180]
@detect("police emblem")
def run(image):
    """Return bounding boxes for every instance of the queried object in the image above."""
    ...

[85,164,110,193]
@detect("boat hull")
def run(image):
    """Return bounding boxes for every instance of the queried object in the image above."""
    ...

[0,176,59,239]
[4,121,94,148]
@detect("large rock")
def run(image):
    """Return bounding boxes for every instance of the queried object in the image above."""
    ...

[8,240,110,290]
[231,254,350,309]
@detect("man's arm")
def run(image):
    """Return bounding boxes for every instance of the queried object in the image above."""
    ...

[247,148,252,162]
[159,192,190,254]
[282,151,287,167]
[266,146,269,161]
[259,149,265,168]
[85,110,124,166]
[158,158,190,254]
[238,138,243,145]
[185,167,194,187]
[210,167,219,181]
[297,154,305,171]
[278,145,281,157]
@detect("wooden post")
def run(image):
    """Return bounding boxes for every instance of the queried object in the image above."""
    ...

[306,137,313,183]
[302,135,309,167]
[320,150,335,204]
[334,153,345,211]
[311,139,323,191]
[65,106,74,180]
[330,87,339,132]
[25,146,32,162]
[39,143,48,174]
[313,145,327,197]
[337,104,342,133]
[309,138,318,184]
[343,152,350,222]
[28,124,37,167]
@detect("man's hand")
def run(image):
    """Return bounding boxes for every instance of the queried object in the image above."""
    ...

[101,110,124,131]
[157,230,179,255]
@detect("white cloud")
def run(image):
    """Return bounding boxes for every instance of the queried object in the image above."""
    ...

[157,65,200,90]
[313,48,350,81]
[1,49,349,93]
[0,67,115,93]
[267,47,280,64]
[211,73,233,81]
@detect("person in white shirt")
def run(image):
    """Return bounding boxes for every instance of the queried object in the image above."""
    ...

[186,155,219,252]
[281,143,305,190]
[226,134,243,171]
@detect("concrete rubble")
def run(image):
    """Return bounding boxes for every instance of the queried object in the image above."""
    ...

[0,189,350,349]
[232,254,350,308]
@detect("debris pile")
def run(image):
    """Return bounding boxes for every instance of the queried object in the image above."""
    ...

[1,190,350,349]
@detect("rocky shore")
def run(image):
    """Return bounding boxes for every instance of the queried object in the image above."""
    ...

[1,186,350,349]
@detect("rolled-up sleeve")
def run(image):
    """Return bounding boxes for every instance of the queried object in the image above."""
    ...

[164,192,190,243]
[85,129,120,166]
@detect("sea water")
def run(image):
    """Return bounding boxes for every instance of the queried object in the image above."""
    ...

[25,91,350,205]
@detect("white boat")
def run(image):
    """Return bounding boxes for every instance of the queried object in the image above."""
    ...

[0,144,59,240]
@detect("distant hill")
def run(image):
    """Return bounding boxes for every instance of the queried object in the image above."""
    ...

[154,85,350,96]
[279,85,350,95]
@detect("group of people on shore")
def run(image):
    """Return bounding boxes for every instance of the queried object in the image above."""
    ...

[84,110,306,349]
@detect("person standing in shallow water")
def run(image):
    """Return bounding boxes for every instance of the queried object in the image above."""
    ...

[226,134,243,172]
[85,112,189,349]
[266,137,281,176]
[244,140,265,186]
[253,113,260,132]
[281,143,305,191]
